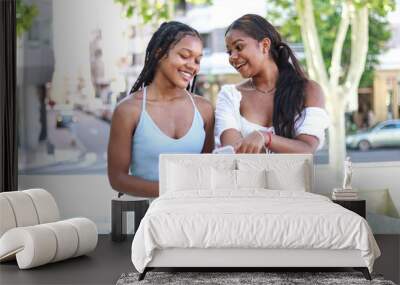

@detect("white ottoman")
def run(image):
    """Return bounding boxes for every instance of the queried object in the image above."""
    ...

[0,189,98,269]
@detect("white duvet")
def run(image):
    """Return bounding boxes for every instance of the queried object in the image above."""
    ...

[131,190,380,273]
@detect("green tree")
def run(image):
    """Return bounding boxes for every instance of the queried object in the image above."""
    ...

[269,0,394,182]
[115,0,212,23]
[16,0,38,37]
[270,0,393,88]
[358,12,392,87]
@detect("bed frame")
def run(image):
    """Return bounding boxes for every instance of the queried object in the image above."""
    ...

[139,248,371,280]
[138,154,372,281]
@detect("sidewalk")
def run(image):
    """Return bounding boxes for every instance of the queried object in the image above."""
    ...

[18,140,85,173]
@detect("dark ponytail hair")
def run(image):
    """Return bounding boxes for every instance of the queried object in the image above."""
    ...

[130,21,201,94]
[226,14,307,138]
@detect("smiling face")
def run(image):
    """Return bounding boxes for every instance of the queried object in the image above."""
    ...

[225,29,270,78]
[156,35,203,89]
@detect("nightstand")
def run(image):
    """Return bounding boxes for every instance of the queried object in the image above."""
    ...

[332,199,366,218]
[111,196,149,242]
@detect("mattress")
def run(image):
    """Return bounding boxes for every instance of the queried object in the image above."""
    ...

[131,190,380,273]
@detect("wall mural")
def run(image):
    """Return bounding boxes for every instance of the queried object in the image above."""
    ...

[360,189,400,234]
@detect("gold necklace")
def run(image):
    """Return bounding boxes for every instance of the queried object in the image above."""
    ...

[250,79,275,95]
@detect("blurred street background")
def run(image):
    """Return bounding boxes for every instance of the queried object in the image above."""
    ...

[17,0,400,174]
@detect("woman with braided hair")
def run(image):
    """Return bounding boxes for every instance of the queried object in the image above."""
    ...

[108,21,214,197]
[215,14,330,154]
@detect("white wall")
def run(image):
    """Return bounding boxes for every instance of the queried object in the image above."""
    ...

[19,174,115,234]
[19,162,400,234]
[315,162,400,206]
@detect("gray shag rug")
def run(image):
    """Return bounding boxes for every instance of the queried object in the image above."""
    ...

[116,271,396,285]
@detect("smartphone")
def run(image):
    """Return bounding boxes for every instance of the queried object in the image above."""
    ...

[212,145,235,154]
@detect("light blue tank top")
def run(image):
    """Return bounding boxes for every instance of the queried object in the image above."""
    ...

[130,87,206,181]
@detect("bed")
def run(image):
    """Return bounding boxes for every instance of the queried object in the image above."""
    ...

[131,154,380,280]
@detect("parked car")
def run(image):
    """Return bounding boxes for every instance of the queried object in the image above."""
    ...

[346,119,400,151]
[56,109,77,128]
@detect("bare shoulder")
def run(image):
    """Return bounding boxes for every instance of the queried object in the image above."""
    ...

[304,80,325,108]
[192,94,214,120]
[111,91,143,126]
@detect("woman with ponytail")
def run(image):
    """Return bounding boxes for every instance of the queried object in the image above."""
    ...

[215,14,329,154]
[108,21,214,197]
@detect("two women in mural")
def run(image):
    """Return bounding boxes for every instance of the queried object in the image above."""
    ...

[107,14,329,197]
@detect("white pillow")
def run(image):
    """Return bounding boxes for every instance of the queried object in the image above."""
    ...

[266,164,307,191]
[167,163,212,192]
[237,159,309,191]
[236,169,268,189]
[212,168,236,190]
[211,169,268,191]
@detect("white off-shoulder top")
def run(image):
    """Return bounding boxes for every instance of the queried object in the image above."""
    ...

[215,84,330,150]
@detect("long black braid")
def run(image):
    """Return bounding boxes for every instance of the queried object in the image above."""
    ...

[226,14,307,139]
[130,21,201,95]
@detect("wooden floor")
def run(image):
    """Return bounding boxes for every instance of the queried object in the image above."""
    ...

[0,235,399,285]
[0,235,133,285]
